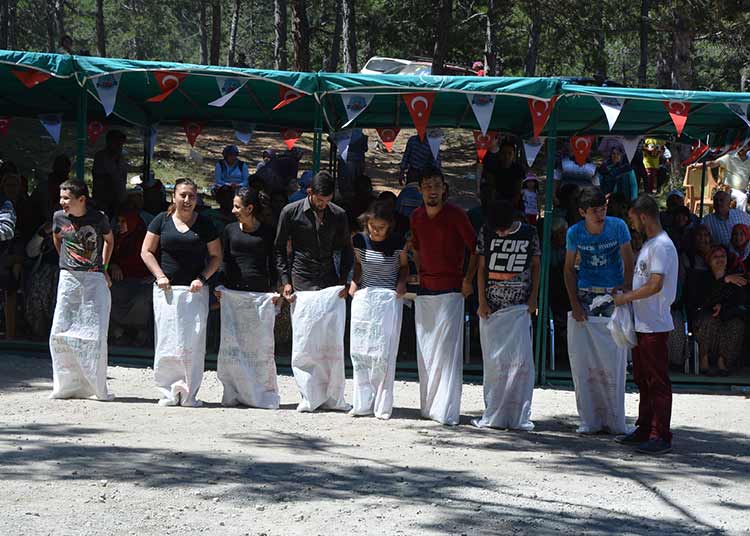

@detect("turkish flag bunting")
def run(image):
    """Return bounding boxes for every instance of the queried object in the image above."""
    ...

[473,130,497,163]
[273,86,304,111]
[87,120,106,145]
[281,128,302,150]
[12,69,52,89]
[403,93,435,141]
[182,121,203,147]
[376,128,400,152]
[147,72,188,102]
[0,117,10,136]
[527,96,557,139]
[571,135,595,165]
[663,101,690,137]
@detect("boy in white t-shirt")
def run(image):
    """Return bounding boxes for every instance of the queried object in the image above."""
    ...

[614,194,678,455]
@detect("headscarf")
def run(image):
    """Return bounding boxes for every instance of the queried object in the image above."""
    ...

[730,223,750,264]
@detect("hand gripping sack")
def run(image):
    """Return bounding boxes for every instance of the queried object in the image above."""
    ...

[567,313,629,434]
[415,292,465,425]
[350,287,403,419]
[608,303,637,349]
[153,285,209,407]
[475,305,534,430]
[291,286,349,412]
[216,287,280,409]
[49,270,113,400]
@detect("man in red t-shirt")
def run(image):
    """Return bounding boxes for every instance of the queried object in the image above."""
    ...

[410,167,477,425]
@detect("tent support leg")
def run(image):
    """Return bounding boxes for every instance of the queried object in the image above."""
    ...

[75,87,88,181]
[699,162,707,218]
[312,100,323,174]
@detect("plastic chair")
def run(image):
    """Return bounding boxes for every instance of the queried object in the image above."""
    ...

[683,166,722,214]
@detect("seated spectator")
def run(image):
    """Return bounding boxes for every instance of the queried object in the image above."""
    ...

[598,144,638,201]
[30,154,70,227]
[256,149,274,173]
[729,223,750,272]
[691,245,747,375]
[377,190,410,236]
[607,192,629,221]
[664,206,692,252]
[135,171,168,216]
[660,189,696,231]
[482,140,526,206]
[214,145,249,190]
[24,221,59,341]
[702,190,750,246]
[204,184,236,234]
[92,130,129,218]
[552,183,582,226]
[289,171,313,203]
[121,185,155,227]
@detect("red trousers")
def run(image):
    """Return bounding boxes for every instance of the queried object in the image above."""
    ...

[644,168,659,193]
[632,332,673,442]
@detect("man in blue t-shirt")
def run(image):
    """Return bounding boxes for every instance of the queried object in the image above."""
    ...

[564,186,633,320]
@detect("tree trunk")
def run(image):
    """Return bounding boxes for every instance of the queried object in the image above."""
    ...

[483,0,498,76]
[431,0,452,75]
[342,0,357,72]
[209,0,222,65]
[290,0,310,71]
[53,0,64,39]
[7,0,16,49]
[199,1,208,64]
[0,0,8,50]
[742,66,750,93]
[227,0,240,65]
[670,8,693,89]
[274,0,288,70]
[95,0,106,57]
[246,0,255,67]
[637,0,649,86]
[592,4,606,79]
[524,3,541,77]
[655,48,671,89]
[325,0,342,72]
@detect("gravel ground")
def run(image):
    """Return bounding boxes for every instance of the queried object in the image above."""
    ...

[1,354,748,536]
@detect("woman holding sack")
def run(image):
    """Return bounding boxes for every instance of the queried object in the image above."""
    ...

[215,187,281,409]
[141,178,221,407]
[349,200,408,419]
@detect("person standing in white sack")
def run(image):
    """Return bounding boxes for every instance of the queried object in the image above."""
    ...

[141,178,222,407]
[349,200,409,419]
[410,167,478,426]
[275,171,353,412]
[475,200,540,430]
[49,180,114,400]
[613,194,678,455]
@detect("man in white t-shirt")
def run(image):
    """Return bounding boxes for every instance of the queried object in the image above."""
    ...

[690,144,750,211]
[613,194,678,455]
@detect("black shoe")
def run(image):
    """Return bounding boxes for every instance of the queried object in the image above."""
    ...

[635,438,672,455]
[616,431,646,445]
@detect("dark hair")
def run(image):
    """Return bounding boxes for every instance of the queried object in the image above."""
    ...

[106,130,126,145]
[378,190,397,203]
[488,199,517,230]
[418,166,444,185]
[59,179,89,199]
[359,200,397,253]
[577,186,606,212]
[629,193,660,219]
[236,186,261,211]
[167,178,198,215]
[310,171,335,196]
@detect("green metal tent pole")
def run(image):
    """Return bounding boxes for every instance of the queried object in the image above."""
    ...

[312,98,323,173]
[75,86,88,181]
[534,110,558,386]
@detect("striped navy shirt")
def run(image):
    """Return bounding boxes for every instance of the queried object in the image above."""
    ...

[353,232,405,290]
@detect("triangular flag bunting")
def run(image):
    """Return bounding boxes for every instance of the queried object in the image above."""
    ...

[725,103,750,127]
[93,73,121,116]
[341,93,374,127]
[147,125,158,160]
[571,135,595,165]
[376,128,400,152]
[682,141,709,166]
[473,130,497,163]
[616,135,642,163]
[427,128,442,160]
[467,94,496,135]
[403,93,435,141]
[39,113,63,144]
[233,121,254,144]
[527,96,557,139]
[281,128,302,150]
[87,120,106,145]
[147,72,188,102]
[663,101,690,137]
[12,69,51,89]
[335,130,353,161]
[182,121,202,147]
[523,137,546,167]
[209,76,248,107]
[0,117,11,136]
[273,86,304,111]
[595,97,625,131]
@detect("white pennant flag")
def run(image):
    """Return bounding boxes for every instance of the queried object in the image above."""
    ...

[596,97,625,131]
[233,121,255,144]
[93,73,121,116]
[467,93,496,135]
[616,135,642,163]
[523,137,546,167]
[39,113,63,144]
[427,128,443,160]
[335,130,353,161]
[209,76,248,107]
[726,103,750,127]
[341,94,374,128]
[147,125,158,160]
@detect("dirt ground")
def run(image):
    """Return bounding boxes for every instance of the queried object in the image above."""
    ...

[1,354,748,536]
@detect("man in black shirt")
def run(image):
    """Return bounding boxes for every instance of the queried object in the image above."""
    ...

[274,171,353,299]
[482,140,526,206]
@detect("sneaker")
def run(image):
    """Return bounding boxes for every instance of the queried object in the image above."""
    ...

[635,438,672,455]
[616,431,646,445]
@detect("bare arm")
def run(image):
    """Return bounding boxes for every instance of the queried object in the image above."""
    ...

[477,255,490,318]
[202,238,223,280]
[564,249,586,321]
[53,232,62,255]
[615,273,664,305]
[349,249,362,297]
[397,249,409,296]
[140,231,166,281]
[102,231,114,267]
[528,254,541,314]
[620,242,634,291]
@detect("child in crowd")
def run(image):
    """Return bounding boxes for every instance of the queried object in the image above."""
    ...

[522,174,540,225]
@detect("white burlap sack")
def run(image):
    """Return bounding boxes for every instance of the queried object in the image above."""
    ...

[291,285,349,412]
[350,287,403,419]
[475,304,534,430]
[153,285,209,407]
[567,313,629,434]
[415,292,464,425]
[608,303,637,349]
[49,270,112,400]
[216,287,280,409]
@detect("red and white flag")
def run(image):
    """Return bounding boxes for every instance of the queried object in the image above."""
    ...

[376,128,400,152]
[663,101,690,137]
[403,93,435,141]
[281,128,302,150]
[0,117,11,136]
[473,130,497,163]
[147,72,188,103]
[571,135,595,165]
[182,121,203,147]
[273,86,304,111]
[527,97,557,139]
[12,69,51,88]
[87,120,106,145]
